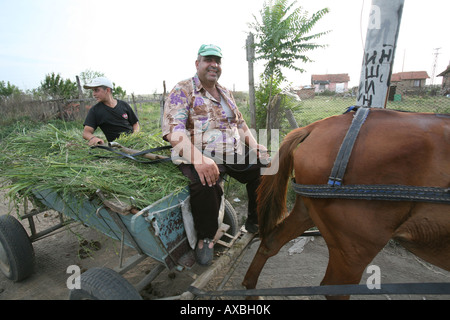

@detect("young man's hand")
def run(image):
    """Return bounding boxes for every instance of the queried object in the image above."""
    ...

[88,136,105,146]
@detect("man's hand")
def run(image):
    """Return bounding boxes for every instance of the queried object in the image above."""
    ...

[166,132,220,186]
[256,144,270,161]
[194,156,220,187]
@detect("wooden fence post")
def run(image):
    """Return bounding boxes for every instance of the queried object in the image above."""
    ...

[285,109,299,129]
[76,75,87,119]
[246,33,256,129]
[160,81,166,128]
[131,93,139,120]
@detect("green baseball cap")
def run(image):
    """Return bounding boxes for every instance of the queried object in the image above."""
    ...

[198,44,223,58]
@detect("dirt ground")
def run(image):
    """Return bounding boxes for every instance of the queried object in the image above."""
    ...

[0,190,449,301]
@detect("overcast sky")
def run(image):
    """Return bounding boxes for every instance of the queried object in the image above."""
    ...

[1,0,449,94]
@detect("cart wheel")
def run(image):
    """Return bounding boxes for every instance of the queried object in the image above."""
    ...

[223,199,239,236]
[0,215,35,282]
[68,267,142,300]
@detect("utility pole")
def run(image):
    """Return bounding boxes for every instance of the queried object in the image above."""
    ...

[356,0,404,108]
[430,48,441,85]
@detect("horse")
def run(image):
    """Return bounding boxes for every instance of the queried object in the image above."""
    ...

[242,108,450,299]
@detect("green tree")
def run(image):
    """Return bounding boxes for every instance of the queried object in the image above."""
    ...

[112,84,127,99]
[249,0,329,129]
[39,72,78,100]
[0,81,22,99]
[255,75,283,129]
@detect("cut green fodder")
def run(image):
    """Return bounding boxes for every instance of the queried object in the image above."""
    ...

[0,122,187,210]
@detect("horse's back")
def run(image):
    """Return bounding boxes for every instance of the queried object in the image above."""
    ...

[294,109,450,188]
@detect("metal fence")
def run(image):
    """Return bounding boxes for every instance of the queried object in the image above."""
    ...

[293,93,450,128]
[234,92,450,131]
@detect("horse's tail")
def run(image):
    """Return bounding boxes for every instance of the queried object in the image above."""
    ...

[258,127,311,239]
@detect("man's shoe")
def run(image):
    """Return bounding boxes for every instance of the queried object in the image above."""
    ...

[245,220,259,233]
[195,239,214,266]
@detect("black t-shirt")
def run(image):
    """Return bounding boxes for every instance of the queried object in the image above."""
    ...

[83,100,139,142]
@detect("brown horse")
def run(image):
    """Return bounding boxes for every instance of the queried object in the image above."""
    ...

[243,108,450,299]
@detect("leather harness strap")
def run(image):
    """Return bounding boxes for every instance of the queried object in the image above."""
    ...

[328,107,370,187]
[292,183,450,204]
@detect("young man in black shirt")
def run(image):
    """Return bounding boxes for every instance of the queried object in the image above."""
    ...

[83,77,140,146]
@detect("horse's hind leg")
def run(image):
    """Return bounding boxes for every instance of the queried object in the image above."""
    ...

[314,201,398,300]
[242,197,314,290]
[320,242,387,300]
[320,225,392,299]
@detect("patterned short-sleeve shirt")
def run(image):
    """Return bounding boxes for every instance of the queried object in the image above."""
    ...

[162,74,245,155]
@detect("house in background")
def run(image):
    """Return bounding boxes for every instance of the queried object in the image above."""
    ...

[311,74,350,93]
[437,63,450,95]
[390,71,429,95]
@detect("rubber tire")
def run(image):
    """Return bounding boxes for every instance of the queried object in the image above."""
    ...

[223,199,239,236]
[68,267,142,300]
[0,215,35,282]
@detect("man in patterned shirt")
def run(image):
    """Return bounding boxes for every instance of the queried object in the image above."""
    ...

[162,44,268,265]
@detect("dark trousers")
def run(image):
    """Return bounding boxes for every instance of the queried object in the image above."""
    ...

[179,161,262,239]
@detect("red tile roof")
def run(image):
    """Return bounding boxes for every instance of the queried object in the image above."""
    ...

[311,73,350,83]
[391,71,429,82]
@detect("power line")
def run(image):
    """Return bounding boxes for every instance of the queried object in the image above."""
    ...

[431,48,441,85]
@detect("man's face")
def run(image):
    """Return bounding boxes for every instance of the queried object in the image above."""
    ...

[196,55,222,85]
[92,87,109,102]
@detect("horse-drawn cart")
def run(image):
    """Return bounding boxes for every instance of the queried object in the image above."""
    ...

[0,184,245,300]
